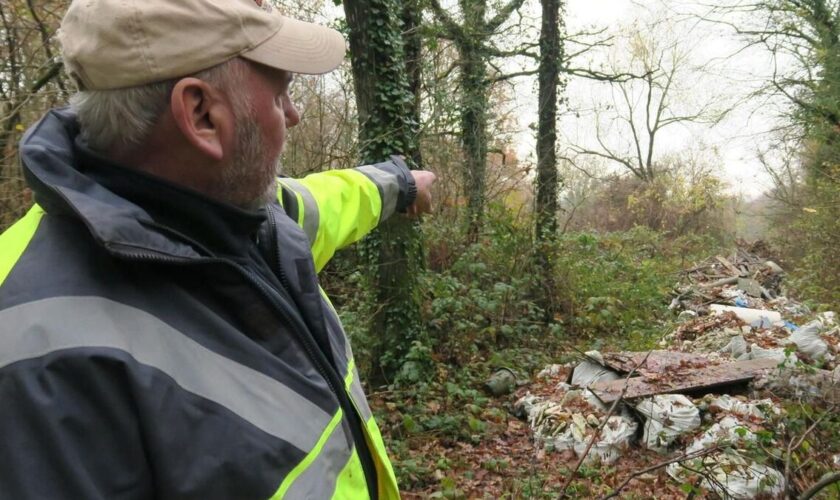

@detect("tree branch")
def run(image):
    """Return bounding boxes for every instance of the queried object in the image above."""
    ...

[799,473,840,500]
[600,445,723,500]
[428,0,465,41]
[486,0,527,33]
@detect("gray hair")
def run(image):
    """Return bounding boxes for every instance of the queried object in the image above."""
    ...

[70,58,248,153]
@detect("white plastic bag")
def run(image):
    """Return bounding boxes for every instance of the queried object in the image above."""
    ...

[710,304,781,327]
[569,414,637,464]
[667,417,785,499]
[708,394,780,420]
[536,364,566,379]
[513,392,543,420]
[528,389,636,464]
[791,320,829,360]
[738,344,797,366]
[570,351,620,387]
[721,335,748,358]
[702,456,785,499]
[635,395,701,452]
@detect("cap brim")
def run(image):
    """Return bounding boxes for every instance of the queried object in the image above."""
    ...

[241,16,346,75]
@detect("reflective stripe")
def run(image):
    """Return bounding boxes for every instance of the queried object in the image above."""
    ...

[0,296,331,452]
[275,182,285,208]
[355,165,399,221]
[0,205,45,287]
[349,367,373,423]
[345,360,373,423]
[293,191,306,227]
[278,178,319,243]
[272,410,353,499]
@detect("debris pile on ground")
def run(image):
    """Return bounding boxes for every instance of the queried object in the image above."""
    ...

[635,394,700,452]
[514,388,636,464]
[512,242,838,498]
[665,415,786,499]
[669,243,791,316]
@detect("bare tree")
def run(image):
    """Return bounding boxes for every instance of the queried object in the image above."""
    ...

[570,21,729,182]
[1,0,70,229]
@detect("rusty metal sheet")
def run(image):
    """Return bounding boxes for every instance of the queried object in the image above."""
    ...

[600,350,716,375]
[588,357,780,403]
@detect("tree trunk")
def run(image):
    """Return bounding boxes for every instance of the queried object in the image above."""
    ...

[431,0,526,240]
[534,0,564,320]
[402,0,424,169]
[459,41,489,240]
[344,0,424,383]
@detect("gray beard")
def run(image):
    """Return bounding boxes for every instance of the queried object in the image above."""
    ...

[221,107,282,210]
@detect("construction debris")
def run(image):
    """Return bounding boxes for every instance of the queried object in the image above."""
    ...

[672,244,787,313]
[512,242,838,498]
[514,389,637,465]
[635,394,701,452]
[587,357,778,403]
[666,416,786,499]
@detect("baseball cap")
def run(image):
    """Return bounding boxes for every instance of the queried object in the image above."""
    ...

[59,0,346,90]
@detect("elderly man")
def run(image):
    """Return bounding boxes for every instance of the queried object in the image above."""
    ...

[0,0,434,498]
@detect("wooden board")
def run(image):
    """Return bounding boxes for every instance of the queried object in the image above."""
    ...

[715,255,742,276]
[588,357,779,403]
[600,350,717,375]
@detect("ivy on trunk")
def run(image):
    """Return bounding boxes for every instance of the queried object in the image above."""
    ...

[343,0,425,382]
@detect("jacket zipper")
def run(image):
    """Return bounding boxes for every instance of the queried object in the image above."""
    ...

[265,208,380,499]
[112,244,380,499]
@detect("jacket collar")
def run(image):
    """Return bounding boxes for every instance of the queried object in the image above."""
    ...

[20,107,266,259]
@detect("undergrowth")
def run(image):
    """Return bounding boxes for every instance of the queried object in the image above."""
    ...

[320,207,726,493]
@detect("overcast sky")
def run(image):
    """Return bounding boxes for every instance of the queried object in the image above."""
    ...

[506,0,784,198]
[317,0,784,198]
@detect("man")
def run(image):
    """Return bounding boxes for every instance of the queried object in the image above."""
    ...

[0,0,434,498]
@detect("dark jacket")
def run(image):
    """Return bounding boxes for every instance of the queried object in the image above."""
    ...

[0,108,411,499]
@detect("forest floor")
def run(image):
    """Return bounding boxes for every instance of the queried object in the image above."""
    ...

[367,242,840,499]
[379,366,697,499]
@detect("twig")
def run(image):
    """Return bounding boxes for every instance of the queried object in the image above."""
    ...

[784,404,836,497]
[799,472,840,500]
[558,350,653,498]
[599,445,722,500]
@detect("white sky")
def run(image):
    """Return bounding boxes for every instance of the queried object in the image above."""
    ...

[314,0,785,198]
[506,0,784,198]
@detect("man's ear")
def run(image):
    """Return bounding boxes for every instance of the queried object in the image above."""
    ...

[169,78,232,161]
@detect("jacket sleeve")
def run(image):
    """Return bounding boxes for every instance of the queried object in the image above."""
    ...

[276,156,417,272]
[0,353,152,500]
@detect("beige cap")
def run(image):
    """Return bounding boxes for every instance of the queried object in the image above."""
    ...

[59,0,346,90]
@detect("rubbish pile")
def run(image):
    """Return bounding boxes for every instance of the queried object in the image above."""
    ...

[513,242,840,499]
[669,243,790,316]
